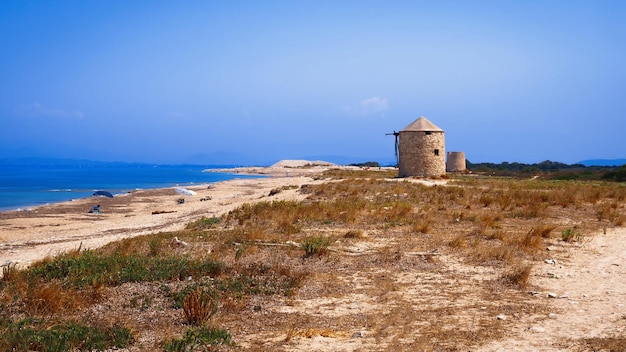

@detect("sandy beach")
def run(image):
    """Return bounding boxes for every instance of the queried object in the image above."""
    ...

[0,164,329,269]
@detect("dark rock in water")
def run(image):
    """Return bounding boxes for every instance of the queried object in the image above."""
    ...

[93,190,113,198]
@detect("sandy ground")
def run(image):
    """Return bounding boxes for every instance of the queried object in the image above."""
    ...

[0,173,322,269]
[478,227,626,351]
[1,163,624,350]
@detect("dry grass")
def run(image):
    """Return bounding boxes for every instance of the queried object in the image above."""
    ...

[183,289,218,326]
[567,336,626,351]
[23,280,90,316]
[1,171,625,350]
[500,264,533,289]
[343,229,364,239]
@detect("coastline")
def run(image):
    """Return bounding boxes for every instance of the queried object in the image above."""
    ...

[0,163,255,213]
[0,163,332,269]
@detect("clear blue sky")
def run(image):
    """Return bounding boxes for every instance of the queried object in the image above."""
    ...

[1,1,624,165]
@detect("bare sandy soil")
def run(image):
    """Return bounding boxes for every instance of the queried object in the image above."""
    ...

[0,175,319,269]
[478,227,626,351]
[1,164,624,350]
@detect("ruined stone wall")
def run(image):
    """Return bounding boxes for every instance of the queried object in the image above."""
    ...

[398,131,445,177]
[446,151,466,172]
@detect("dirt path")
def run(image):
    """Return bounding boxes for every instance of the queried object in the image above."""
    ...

[235,230,626,351]
[479,228,626,351]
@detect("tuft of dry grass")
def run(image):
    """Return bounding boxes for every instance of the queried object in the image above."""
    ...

[1,262,19,283]
[23,280,89,316]
[183,289,218,326]
[344,229,364,239]
[411,217,432,234]
[529,223,557,238]
[448,234,467,249]
[500,264,533,289]
[517,228,545,252]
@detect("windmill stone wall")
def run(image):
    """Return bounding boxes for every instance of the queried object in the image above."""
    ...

[398,116,446,177]
[446,152,466,172]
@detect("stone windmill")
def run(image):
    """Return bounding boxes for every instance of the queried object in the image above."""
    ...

[391,116,446,177]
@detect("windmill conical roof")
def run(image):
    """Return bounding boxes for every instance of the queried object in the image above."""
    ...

[401,116,444,132]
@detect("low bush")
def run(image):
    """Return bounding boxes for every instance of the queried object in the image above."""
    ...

[562,227,583,242]
[0,318,133,352]
[163,327,231,351]
[301,235,333,257]
[185,216,221,230]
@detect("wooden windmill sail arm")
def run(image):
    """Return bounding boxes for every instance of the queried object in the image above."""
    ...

[385,131,400,165]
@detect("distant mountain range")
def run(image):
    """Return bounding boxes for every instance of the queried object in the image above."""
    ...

[576,159,626,167]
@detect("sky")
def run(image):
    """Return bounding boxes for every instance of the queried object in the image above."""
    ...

[1,1,625,165]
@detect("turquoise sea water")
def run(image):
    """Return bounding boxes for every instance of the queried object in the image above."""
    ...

[0,161,259,211]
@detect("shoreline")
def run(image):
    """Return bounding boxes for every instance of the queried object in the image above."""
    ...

[0,167,325,214]
[0,164,258,214]
[0,164,334,269]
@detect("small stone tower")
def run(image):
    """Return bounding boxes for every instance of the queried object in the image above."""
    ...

[446,152,466,172]
[397,116,446,177]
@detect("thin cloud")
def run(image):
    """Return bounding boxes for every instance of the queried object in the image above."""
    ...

[342,96,389,117]
[18,102,84,119]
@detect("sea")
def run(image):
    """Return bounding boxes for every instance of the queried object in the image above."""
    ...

[0,160,261,211]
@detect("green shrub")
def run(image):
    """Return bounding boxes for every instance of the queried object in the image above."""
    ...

[301,235,333,257]
[186,216,221,230]
[163,327,231,351]
[561,227,582,242]
[602,165,626,182]
[0,318,133,352]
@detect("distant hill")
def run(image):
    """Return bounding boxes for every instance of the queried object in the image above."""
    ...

[577,159,626,167]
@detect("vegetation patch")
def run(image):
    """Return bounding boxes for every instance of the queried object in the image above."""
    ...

[185,216,221,230]
[27,250,223,288]
[561,227,583,243]
[163,327,232,351]
[0,318,133,352]
[301,235,333,257]
[183,288,218,326]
